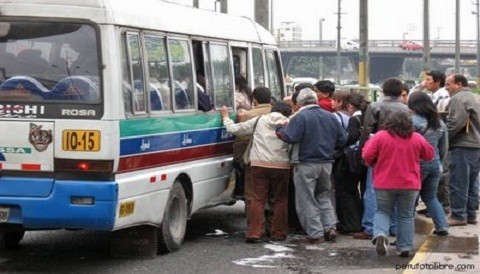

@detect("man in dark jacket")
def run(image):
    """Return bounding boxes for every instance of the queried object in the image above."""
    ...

[276,88,347,243]
[444,74,480,226]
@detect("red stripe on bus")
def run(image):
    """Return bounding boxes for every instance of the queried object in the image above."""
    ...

[118,143,233,172]
[22,164,41,171]
[161,174,167,181]
[150,176,156,183]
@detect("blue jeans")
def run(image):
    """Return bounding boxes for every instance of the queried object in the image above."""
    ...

[373,189,419,252]
[449,148,480,221]
[420,160,448,231]
[361,167,397,235]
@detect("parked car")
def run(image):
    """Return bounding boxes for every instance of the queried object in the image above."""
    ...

[399,41,423,51]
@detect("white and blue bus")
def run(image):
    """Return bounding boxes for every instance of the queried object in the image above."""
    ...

[0,0,284,256]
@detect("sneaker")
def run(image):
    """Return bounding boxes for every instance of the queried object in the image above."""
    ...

[467,219,478,225]
[375,235,388,256]
[352,231,373,240]
[292,236,325,244]
[417,208,428,215]
[433,230,449,236]
[448,218,467,226]
[398,250,410,258]
[324,228,337,242]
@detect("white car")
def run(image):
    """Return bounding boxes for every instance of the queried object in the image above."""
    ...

[342,40,359,50]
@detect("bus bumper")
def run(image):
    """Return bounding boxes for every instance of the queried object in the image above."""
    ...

[0,179,117,231]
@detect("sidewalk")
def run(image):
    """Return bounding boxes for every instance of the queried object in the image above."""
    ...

[404,210,479,274]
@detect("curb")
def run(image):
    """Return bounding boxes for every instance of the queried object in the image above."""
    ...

[404,215,435,274]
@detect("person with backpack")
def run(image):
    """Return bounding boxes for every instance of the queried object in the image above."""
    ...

[334,92,369,234]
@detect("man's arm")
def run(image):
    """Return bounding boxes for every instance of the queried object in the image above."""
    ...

[276,115,305,144]
[446,99,468,139]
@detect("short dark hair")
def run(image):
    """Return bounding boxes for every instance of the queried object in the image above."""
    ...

[252,86,272,104]
[314,80,335,95]
[295,83,315,93]
[401,83,410,94]
[382,78,404,97]
[382,111,413,138]
[346,92,368,112]
[426,70,446,87]
[451,74,469,87]
[271,101,292,117]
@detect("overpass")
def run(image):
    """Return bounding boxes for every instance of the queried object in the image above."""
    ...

[279,40,478,83]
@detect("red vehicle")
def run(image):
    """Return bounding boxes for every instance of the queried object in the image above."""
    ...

[399,41,423,51]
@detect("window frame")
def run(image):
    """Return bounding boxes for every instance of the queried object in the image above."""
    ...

[166,36,196,113]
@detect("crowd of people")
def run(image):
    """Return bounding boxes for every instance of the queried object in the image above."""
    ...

[222,71,480,258]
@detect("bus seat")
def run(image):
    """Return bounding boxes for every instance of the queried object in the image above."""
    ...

[49,76,98,101]
[175,85,190,109]
[0,76,49,99]
[150,85,164,111]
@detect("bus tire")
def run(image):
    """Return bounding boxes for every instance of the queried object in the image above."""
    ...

[157,181,187,254]
[1,229,25,249]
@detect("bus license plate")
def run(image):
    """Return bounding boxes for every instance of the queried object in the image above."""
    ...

[0,207,10,222]
[62,130,101,151]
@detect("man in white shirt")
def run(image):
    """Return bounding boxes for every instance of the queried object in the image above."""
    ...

[423,70,450,113]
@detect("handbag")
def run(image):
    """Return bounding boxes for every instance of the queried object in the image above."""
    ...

[242,116,261,165]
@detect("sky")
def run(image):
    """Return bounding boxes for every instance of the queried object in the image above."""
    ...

[167,0,478,41]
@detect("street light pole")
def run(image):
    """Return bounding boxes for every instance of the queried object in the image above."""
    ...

[336,0,342,85]
[359,0,369,88]
[455,0,460,73]
[475,0,480,84]
[319,18,325,80]
[422,0,431,74]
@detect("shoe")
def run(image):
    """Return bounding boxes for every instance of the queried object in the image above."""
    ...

[433,230,449,236]
[467,219,477,225]
[398,250,410,258]
[352,231,373,240]
[324,228,337,242]
[292,236,325,244]
[448,218,467,226]
[375,235,388,256]
[245,237,261,244]
[389,240,396,246]
[417,208,428,215]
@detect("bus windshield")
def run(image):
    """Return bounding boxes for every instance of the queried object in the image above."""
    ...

[0,21,100,103]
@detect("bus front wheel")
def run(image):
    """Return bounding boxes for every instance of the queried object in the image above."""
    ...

[157,181,187,254]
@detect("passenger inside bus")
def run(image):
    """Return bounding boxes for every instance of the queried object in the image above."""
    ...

[196,73,213,112]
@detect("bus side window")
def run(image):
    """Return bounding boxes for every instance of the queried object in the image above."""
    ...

[145,35,171,112]
[209,43,232,109]
[168,39,194,110]
[125,33,146,115]
[265,50,284,101]
[252,47,265,88]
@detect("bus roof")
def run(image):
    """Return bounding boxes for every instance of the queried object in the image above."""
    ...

[0,0,276,45]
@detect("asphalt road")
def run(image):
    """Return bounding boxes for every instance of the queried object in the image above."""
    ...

[0,202,423,273]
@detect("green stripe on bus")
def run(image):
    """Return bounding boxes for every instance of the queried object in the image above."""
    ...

[120,112,235,137]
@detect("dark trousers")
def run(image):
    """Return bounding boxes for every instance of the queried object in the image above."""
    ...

[334,158,365,232]
[248,166,290,239]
